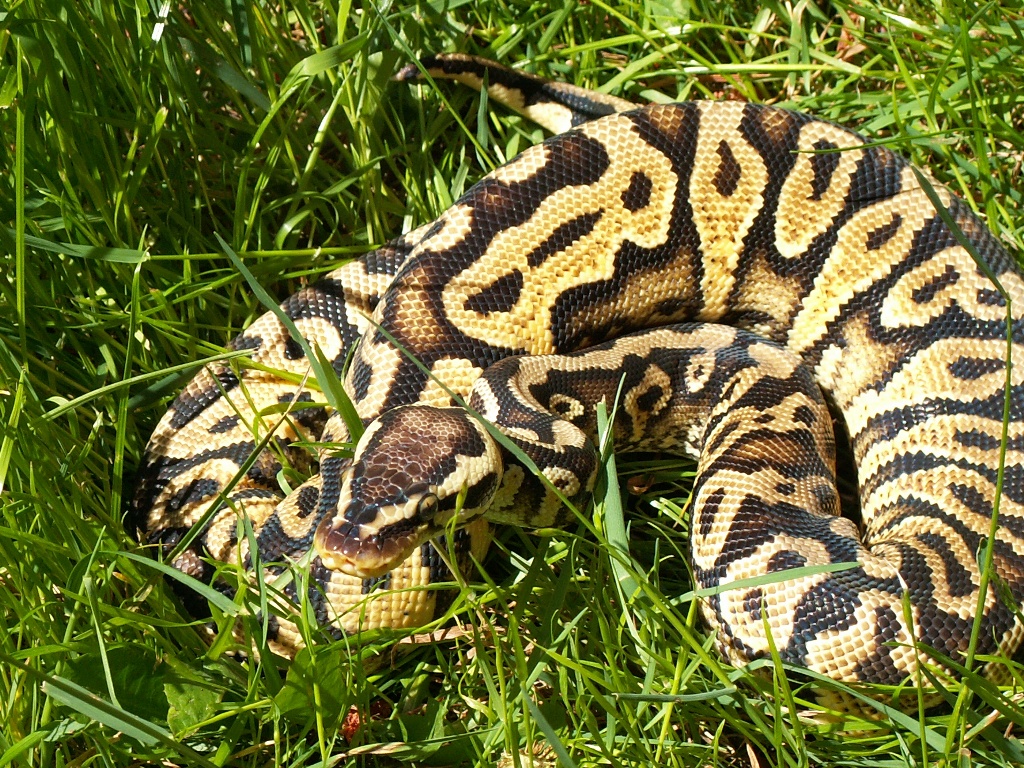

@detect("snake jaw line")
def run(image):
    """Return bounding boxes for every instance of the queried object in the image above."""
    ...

[313,522,417,579]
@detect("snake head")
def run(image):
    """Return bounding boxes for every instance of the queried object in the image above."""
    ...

[314,404,502,578]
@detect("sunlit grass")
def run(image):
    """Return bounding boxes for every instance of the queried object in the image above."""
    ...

[2,1,1024,765]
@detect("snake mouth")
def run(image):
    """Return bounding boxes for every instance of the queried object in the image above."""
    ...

[313,516,427,579]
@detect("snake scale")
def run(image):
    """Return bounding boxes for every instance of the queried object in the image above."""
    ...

[132,55,1024,687]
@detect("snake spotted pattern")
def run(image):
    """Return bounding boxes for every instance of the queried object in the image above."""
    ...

[132,55,1024,687]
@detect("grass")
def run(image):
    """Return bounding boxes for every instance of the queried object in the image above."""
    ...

[2,0,1024,765]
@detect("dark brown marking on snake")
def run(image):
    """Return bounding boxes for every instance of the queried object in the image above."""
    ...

[954,428,1002,451]
[227,334,264,353]
[707,427,835,484]
[209,414,241,434]
[633,383,665,414]
[458,470,500,510]
[865,213,903,251]
[295,484,321,519]
[166,478,222,513]
[740,103,805,178]
[284,338,305,361]
[421,218,445,241]
[912,263,960,304]
[621,171,653,211]
[863,607,906,682]
[466,269,524,314]
[948,481,1002,520]
[948,356,1004,381]
[976,287,1007,307]
[767,549,808,572]
[809,140,841,200]
[794,213,975,369]
[350,354,373,403]
[363,238,415,274]
[526,210,604,268]
[713,140,742,197]
[359,567,393,595]
[793,405,818,427]
[915,531,975,597]
[743,588,764,621]
[168,369,241,430]
[751,104,802,150]
[697,488,725,538]
[955,428,1024,452]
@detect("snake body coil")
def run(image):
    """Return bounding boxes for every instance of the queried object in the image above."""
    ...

[134,56,1024,684]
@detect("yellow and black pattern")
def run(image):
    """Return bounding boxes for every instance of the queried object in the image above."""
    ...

[133,55,1024,682]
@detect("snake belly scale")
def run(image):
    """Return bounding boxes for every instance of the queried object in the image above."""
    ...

[132,55,1024,685]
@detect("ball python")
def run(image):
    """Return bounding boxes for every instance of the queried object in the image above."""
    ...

[132,54,1024,686]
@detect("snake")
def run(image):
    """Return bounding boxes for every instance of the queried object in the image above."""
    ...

[131,54,1024,686]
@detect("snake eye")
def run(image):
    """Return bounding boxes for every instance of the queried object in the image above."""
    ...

[415,493,439,520]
